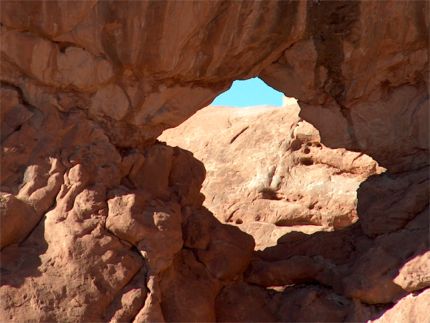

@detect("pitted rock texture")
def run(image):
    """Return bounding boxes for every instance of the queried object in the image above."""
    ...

[160,102,383,248]
[0,1,428,322]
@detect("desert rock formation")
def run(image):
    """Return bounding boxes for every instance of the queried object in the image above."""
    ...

[1,1,428,322]
[160,103,383,249]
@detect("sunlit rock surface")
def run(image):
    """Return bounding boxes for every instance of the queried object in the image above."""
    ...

[0,0,428,321]
[160,102,383,249]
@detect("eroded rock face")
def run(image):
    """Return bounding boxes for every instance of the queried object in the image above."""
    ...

[160,103,383,248]
[0,1,428,322]
[0,0,308,148]
[371,289,430,323]
[0,87,254,321]
[161,102,429,313]
[261,1,429,172]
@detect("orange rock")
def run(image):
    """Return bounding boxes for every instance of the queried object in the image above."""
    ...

[0,1,428,321]
[160,104,382,247]
[0,193,39,249]
[372,289,430,323]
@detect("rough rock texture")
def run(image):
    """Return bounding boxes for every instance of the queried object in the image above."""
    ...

[0,0,308,148]
[160,102,383,248]
[0,92,254,321]
[371,289,430,323]
[0,1,428,322]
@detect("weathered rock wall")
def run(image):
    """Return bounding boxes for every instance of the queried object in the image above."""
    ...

[0,0,307,147]
[1,1,428,322]
[160,103,383,248]
[261,1,429,171]
[0,90,254,321]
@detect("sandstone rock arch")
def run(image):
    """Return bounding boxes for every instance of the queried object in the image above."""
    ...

[0,1,428,321]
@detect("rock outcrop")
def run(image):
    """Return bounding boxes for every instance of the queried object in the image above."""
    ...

[160,102,383,248]
[0,1,428,322]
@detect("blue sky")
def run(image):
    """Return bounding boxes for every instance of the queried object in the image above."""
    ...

[211,77,283,107]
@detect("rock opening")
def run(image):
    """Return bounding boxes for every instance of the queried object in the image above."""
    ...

[211,77,284,108]
[1,1,428,322]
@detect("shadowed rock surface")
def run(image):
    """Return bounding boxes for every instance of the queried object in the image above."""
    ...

[0,1,428,322]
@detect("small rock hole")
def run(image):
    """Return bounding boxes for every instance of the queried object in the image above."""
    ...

[300,157,314,166]
[259,188,281,200]
[290,139,302,151]
[235,219,243,225]
[303,147,310,154]
[57,41,75,53]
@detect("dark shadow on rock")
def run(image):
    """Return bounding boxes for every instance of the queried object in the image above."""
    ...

[357,168,429,237]
[0,217,48,288]
[233,167,430,322]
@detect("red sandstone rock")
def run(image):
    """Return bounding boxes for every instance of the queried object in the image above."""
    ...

[372,289,430,323]
[394,251,430,293]
[261,2,429,173]
[274,286,354,322]
[106,191,183,274]
[0,1,428,322]
[215,282,278,322]
[0,193,39,249]
[358,168,429,237]
[160,103,382,248]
